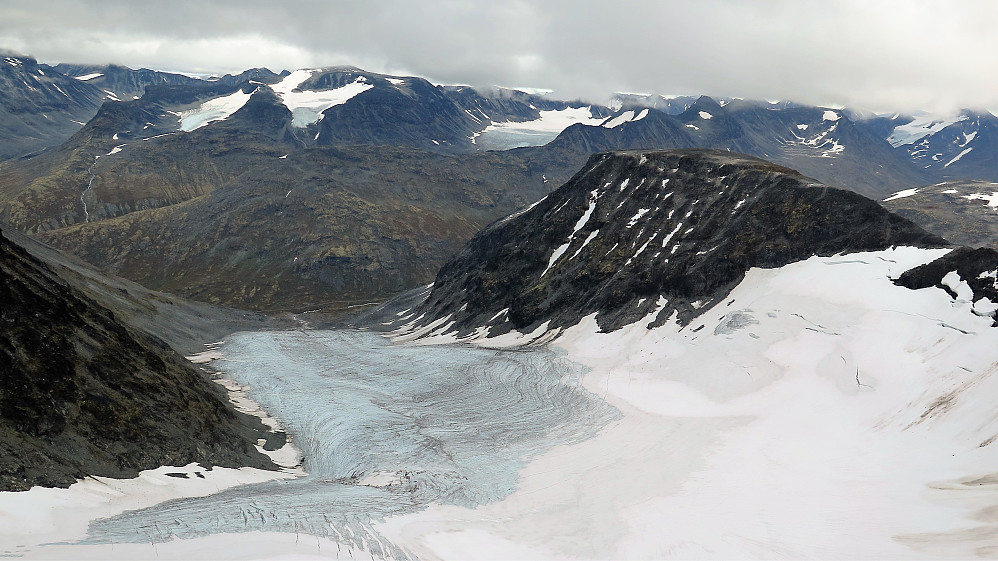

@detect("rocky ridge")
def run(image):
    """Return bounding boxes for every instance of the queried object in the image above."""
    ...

[406,149,948,336]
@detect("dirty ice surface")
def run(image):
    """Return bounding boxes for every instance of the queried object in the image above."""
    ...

[10,331,614,559]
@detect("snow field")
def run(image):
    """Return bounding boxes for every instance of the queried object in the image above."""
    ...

[178,88,254,131]
[379,247,998,559]
[474,106,604,150]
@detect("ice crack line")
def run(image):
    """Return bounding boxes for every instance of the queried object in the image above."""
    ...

[81,157,97,222]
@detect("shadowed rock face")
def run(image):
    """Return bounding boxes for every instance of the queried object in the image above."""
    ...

[412,149,948,335]
[0,227,275,491]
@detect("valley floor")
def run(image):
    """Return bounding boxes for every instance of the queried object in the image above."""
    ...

[3,247,998,559]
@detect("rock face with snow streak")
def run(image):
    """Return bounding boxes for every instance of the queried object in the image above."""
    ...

[0,54,106,160]
[880,110,998,180]
[411,149,947,335]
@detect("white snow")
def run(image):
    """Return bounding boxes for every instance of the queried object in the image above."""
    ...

[568,230,600,261]
[105,144,125,156]
[942,189,959,194]
[963,191,998,208]
[74,72,103,81]
[887,113,969,147]
[822,110,841,121]
[660,221,683,247]
[883,187,921,202]
[944,146,973,167]
[796,124,809,130]
[18,241,998,559]
[270,70,374,127]
[602,110,634,128]
[698,111,713,120]
[601,108,649,129]
[959,130,978,147]
[177,88,254,131]
[626,208,650,228]
[475,106,604,149]
[941,270,974,301]
[386,77,405,86]
[542,190,598,276]
[974,297,998,317]
[379,246,998,560]
[0,464,297,558]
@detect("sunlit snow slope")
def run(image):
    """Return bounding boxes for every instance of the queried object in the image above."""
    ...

[383,246,998,560]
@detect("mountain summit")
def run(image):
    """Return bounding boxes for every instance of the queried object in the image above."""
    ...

[406,149,947,336]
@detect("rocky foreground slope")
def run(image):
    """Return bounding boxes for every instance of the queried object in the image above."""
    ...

[0,226,277,491]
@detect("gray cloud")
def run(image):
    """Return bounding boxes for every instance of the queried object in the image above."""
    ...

[2,0,996,113]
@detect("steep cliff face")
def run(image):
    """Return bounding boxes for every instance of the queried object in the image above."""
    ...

[409,149,947,335]
[0,227,275,491]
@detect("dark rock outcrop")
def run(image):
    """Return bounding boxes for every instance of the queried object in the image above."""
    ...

[0,226,275,491]
[895,246,998,324]
[411,149,947,335]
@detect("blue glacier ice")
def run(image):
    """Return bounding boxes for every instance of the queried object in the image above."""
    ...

[83,330,618,557]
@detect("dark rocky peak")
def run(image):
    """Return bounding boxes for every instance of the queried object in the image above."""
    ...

[214,87,298,144]
[0,56,108,159]
[546,109,695,155]
[53,63,207,101]
[409,149,946,337]
[215,67,283,87]
[62,81,251,150]
[0,55,104,112]
[688,95,725,113]
[312,72,479,151]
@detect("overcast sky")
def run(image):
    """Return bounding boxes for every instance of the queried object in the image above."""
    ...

[2,0,995,113]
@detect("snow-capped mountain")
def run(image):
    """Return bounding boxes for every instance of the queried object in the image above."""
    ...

[549,96,934,199]
[882,110,998,179]
[53,63,208,103]
[402,149,946,338]
[0,54,105,159]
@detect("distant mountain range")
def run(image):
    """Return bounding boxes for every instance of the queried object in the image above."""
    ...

[402,149,949,337]
[2,55,997,311]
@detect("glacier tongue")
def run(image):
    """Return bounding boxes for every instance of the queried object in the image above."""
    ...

[79,330,617,557]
